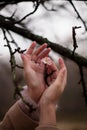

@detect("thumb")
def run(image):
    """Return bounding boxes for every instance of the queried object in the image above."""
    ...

[53,67,67,91]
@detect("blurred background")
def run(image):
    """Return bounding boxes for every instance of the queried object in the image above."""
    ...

[0,1,87,130]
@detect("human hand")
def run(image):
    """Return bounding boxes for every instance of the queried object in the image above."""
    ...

[21,42,51,102]
[38,58,67,126]
[39,58,67,107]
[41,57,58,86]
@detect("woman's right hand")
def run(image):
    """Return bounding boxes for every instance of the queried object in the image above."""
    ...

[38,58,67,126]
[39,58,67,106]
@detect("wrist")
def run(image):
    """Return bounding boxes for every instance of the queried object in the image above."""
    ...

[39,103,56,126]
[23,85,39,103]
[28,88,42,103]
[20,86,38,112]
[18,86,40,121]
[18,99,39,121]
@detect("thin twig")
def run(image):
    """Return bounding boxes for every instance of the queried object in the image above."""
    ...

[84,1,87,6]
[2,28,21,97]
[14,0,40,24]
[12,47,26,55]
[10,9,17,19]
[7,30,18,47]
[72,26,81,55]
[2,28,36,112]
[16,64,23,69]
[69,1,87,31]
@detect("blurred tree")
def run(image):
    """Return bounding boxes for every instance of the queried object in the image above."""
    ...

[0,0,87,104]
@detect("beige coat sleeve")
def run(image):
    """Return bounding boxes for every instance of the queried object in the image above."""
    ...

[0,102,38,130]
[0,102,59,130]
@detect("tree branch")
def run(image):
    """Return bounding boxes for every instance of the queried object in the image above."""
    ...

[7,30,18,47]
[14,0,40,23]
[1,27,37,112]
[0,15,87,68]
[69,1,87,31]
[0,0,35,5]
[1,28,23,98]
[72,26,81,55]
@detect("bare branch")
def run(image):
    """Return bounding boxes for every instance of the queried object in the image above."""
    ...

[7,30,18,47]
[69,1,87,31]
[72,26,81,55]
[10,8,17,19]
[16,64,23,69]
[1,28,21,97]
[0,15,87,68]
[12,47,26,55]
[14,0,40,24]
[0,0,35,5]
[84,1,87,6]
[1,28,36,112]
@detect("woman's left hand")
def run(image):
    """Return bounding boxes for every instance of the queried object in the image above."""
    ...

[21,42,51,102]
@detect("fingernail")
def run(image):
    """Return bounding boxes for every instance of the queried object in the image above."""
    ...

[59,57,62,63]
[48,47,51,51]
[44,43,47,46]
[33,41,36,45]
[33,41,36,43]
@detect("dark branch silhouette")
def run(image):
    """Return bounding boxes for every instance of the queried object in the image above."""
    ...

[69,1,87,31]
[0,15,87,68]
[14,0,40,24]
[72,26,81,55]
[1,28,36,112]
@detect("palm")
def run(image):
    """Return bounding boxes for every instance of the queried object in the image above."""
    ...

[24,54,46,90]
[42,57,58,86]
[21,42,51,102]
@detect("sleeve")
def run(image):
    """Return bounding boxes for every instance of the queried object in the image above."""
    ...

[0,102,38,130]
[36,125,59,130]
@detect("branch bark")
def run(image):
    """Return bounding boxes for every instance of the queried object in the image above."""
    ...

[0,0,35,4]
[0,15,87,68]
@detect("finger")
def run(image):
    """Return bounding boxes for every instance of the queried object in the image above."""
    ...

[26,41,36,55]
[45,57,58,74]
[47,75,56,86]
[53,66,67,90]
[57,58,67,86]
[51,71,58,79]
[37,48,51,60]
[21,54,33,86]
[34,43,47,56]
[58,58,65,69]
[21,54,31,68]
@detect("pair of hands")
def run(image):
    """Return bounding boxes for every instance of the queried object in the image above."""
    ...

[21,42,67,107]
